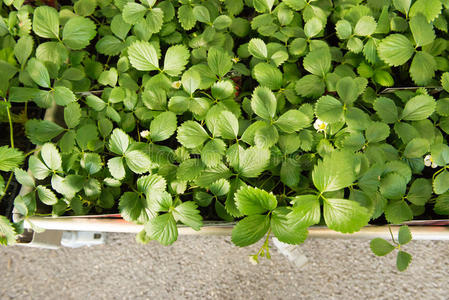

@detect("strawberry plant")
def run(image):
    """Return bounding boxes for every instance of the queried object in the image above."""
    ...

[1,0,449,271]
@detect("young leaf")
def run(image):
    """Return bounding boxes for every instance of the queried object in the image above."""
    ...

[128,41,159,71]
[163,45,190,76]
[32,6,59,39]
[398,225,412,245]
[370,238,395,256]
[354,16,377,36]
[235,186,277,215]
[396,251,412,271]
[231,214,270,247]
[378,34,414,66]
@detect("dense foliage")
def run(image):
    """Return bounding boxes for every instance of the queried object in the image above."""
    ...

[1,0,449,270]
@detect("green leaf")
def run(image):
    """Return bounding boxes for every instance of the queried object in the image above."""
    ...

[271,207,308,245]
[251,86,277,120]
[80,153,102,175]
[303,47,331,77]
[25,120,64,145]
[248,38,268,59]
[0,146,24,172]
[32,6,59,39]
[315,95,343,124]
[235,186,277,215]
[181,69,201,95]
[177,121,210,148]
[111,15,131,40]
[254,124,278,148]
[64,102,81,129]
[119,192,149,223]
[275,110,309,133]
[366,122,390,143]
[193,5,210,23]
[54,86,76,106]
[125,150,153,174]
[211,80,234,99]
[231,214,270,247]
[109,128,130,155]
[380,173,407,200]
[36,185,58,205]
[146,8,164,33]
[304,17,322,38]
[378,34,414,66]
[201,139,225,167]
[0,216,16,245]
[150,111,177,142]
[74,0,97,16]
[441,72,449,93]
[207,47,233,78]
[295,74,325,98]
[210,179,230,196]
[26,58,50,88]
[403,138,429,158]
[336,77,359,105]
[122,2,147,24]
[62,16,96,50]
[398,225,412,245]
[216,111,239,139]
[96,35,124,56]
[29,156,50,180]
[370,238,395,256]
[409,51,436,86]
[253,63,283,90]
[410,14,435,47]
[323,198,370,233]
[373,97,398,124]
[434,193,449,215]
[128,41,159,71]
[145,213,178,245]
[163,45,190,77]
[108,157,126,179]
[401,95,436,121]
[409,0,441,22]
[335,20,352,40]
[385,200,413,224]
[407,178,432,205]
[41,143,61,170]
[434,170,449,194]
[14,35,33,65]
[173,201,203,230]
[14,168,34,187]
[237,147,271,178]
[393,0,411,15]
[312,150,355,192]
[431,144,449,166]
[290,195,321,227]
[347,37,363,53]
[354,16,377,36]
[178,4,196,30]
[396,251,412,271]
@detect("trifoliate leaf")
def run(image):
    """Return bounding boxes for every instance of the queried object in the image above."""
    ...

[54,86,75,106]
[26,58,50,88]
[62,16,96,50]
[248,38,268,59]
[236,146,270,178]
[314,95,343,124]
[253,62,283,90]
[303,47,331,77]
[231,214,270,247]
[396,250,412,271]
[14,168,34,187]
[312,150,355,193]
[366,122,390,143]
[410,14,435,47]
[370,238,395,256]
[96,35,124,56]
[177,121,210,148]
[109,128,130,155]
[434,170,449,194]
[385,199,413,224]
[335,20,352,40]
[128,41,159,71]
[216,111,239,139]
[354,16,377,36]
[29,156,50,180]
[108,157,126,179]
[235,186,277,215]
[271,207,308,245]
[398,225,412,245]
[409,51,436,86]
[295,74,325,98]
[150,111,177,142]
[122,2,147,25]
[145,213,178,245]
[207,47,233,78]
[163,44,190,76]
[32,6,59,39]
[0,146,24,172]
[290,195,321,227]
[119,191,149,223]
[403,138,429,158]
[304,17,322,38]
[181,69,201,95]
[41,143,61,171]
[275,110,309,133]
[434,193,449,215]
[173,201,203,230]
[323,198,370,233]
[178,4,196,30]
[409,0,441,22]
[401,95,435,121]
[251,86,277,120]
[378,34,414,66]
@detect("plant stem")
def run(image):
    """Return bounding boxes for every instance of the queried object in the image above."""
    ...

[4,98,14,148]
[388,224,397,245]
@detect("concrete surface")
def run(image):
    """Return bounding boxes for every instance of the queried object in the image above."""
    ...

[1,233,449,299]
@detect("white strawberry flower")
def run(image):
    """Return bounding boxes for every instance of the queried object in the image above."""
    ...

[424,154,438,168]
[140,130,150,139]
[313,119,327,132]
[171,80,182,89]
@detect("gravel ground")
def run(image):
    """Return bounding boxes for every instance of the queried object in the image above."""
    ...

[1,233,449,299]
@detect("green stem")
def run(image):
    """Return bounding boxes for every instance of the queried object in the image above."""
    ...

[0,98,16,202]
[388,224,397,245]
